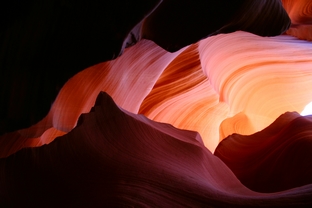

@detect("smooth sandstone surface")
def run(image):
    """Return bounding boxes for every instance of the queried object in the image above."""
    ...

[1,92,312,207]
[1,0,312,206]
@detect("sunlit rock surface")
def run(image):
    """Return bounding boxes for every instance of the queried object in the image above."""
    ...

[1,92,312,207]
[199,32,312,142]
[0,0,290,134]
[0,0,162,134]
[3,30,312,157]
[0,40,184,158]
[1,0,312,206]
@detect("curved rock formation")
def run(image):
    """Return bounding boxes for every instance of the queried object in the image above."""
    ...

[0,0,290,134]
[199,32,312,141]
[1,0,312,207]
[1,92,312,207]
[215,112,312,193]
[282,0,312,24]
[2,32,312,157]
[0,0,161,134]
[282,0,312,40]
[0,39,184,158]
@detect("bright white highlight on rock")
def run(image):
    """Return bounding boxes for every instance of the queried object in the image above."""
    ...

[301,101,312,116]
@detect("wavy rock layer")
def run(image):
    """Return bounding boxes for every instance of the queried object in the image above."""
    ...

[2,31,312,157]
[1,92,312,207]
[199,32,312,141]
[0,0,290,134]
[0,40,183,158]
[0,0,164,134]
[282,0,312,40]
[215,112,312,193]
[1,1,312,206]
[139,43,229,151]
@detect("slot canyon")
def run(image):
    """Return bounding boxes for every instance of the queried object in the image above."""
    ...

[1,0,312,207]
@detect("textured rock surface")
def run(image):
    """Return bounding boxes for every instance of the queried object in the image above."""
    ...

[1,92,312,207]
[3,30,312,158]
[1,0,312,206]
[0,0,161,134]
[0,0,290,134]
[282,0,312,40]
[215,112,312,193]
